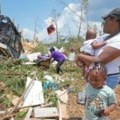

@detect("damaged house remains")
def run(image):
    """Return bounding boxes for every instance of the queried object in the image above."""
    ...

[0,15,24,59]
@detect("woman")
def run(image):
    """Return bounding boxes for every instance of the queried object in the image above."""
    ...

[49,47,65,74]
[76,8,120,89]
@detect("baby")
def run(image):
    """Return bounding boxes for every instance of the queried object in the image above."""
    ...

[78,29,107,81]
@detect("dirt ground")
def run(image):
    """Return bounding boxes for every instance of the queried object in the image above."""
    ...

[67,83,120,120]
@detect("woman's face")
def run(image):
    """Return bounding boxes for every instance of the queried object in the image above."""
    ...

[103,17,119,34]
[89,69,105,89]
[103,17,113,34]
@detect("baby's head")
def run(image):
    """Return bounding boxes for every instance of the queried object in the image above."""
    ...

[88,62,107,89]
[85,29,97,40]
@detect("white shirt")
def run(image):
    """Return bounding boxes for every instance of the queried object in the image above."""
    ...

[95,33,120,75]
[80,39,95,55]
[94,34,109,56]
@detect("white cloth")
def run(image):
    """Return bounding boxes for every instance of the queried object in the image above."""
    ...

[67,52,75,61]
[94,34,109,56]
[80,39,95,55]
[95,33,120,75]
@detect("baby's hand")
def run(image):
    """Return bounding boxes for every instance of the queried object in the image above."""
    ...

[94,109,104,117]
[102,108,110,116]
[77,61,84,67]
[103,41,107,45]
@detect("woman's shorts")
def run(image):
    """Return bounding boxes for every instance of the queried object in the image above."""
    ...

[107,74,120,89]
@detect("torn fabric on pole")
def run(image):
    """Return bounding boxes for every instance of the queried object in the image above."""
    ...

[47,24,55,35]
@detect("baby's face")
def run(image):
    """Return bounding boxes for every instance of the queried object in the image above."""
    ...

[89,69,105,89]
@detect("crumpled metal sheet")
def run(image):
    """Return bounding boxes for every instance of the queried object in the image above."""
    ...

[0,15,24,59]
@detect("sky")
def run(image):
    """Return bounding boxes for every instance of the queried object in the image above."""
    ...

[1,0,120,43]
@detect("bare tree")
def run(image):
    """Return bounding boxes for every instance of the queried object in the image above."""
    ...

[77,0,89,39]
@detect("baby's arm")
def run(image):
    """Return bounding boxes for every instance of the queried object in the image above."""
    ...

[91,40,107,49]
[102,103,117,116]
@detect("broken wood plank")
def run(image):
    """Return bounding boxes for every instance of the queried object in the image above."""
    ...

[0,111,5,115]
[34,107,59,118]
[18,103,52,110]
[0,43,7,49]
[55,90,68,104]
[24,107,33,120]
[6,94,20,106]
[58,100,69,120]
[29,118,56,120]
[57,100,62,120]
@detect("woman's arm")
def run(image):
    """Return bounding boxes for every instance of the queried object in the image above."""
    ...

[75,46,120,66]
[75,53,100,66]
[98,46,120,64]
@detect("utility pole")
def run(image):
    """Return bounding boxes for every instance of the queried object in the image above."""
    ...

[33,17,39,42]
[53,9,59,43]
[0,3,1,15]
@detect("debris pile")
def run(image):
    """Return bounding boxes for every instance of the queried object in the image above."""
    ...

[0,15,24,59]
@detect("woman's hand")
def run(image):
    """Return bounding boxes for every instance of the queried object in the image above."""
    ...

[75,55,84,67]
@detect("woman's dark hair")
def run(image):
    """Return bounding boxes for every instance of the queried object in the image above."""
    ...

[49,47,55,52]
